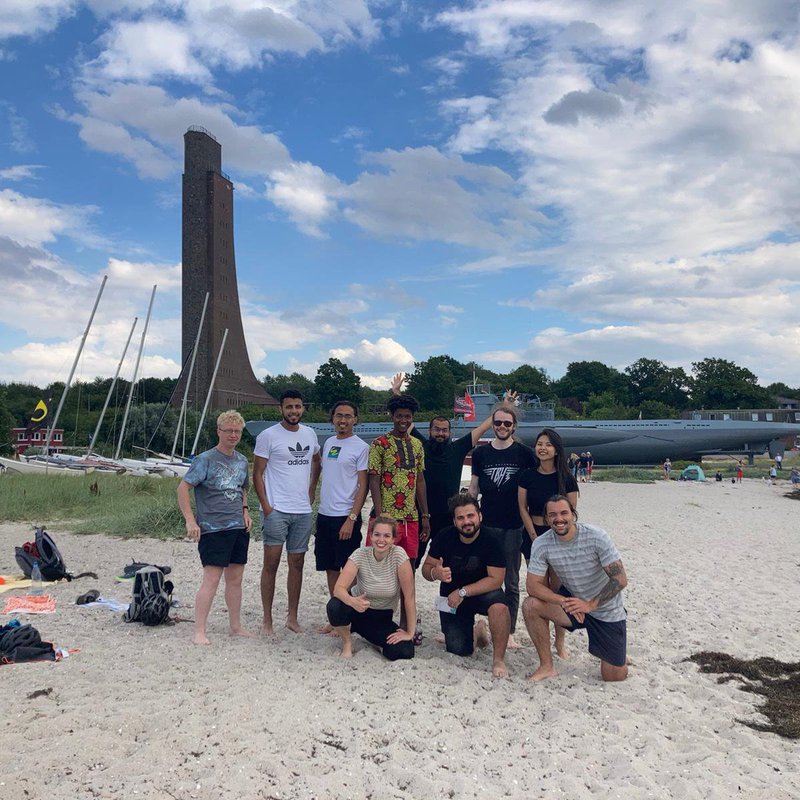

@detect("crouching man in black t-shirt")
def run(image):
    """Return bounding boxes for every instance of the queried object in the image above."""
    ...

[422,494,511,678]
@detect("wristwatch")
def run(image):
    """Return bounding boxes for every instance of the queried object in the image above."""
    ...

[348,513,358,522]
[458,587,468,599]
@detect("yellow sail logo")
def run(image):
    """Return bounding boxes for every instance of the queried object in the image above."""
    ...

[31,400,48,423]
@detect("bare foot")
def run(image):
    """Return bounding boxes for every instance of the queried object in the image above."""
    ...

[434,633,445,644]
[317,623,334,635]
[527,666,558,682]
[260,622,274,636]
[492,660,508,678]
[555,640,570,659]
[192,633,211,645]
[286,619,304,634]
[339,644,353,659]
[473,619,490,649]
[506,634,523,649]
[230,627,257,638]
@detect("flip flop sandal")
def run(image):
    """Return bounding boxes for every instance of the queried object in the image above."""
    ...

[76,589,100,605]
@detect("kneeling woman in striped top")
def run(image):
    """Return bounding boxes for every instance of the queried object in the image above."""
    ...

[327,515,416,660]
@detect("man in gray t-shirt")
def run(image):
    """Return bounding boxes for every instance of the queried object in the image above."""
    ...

[522,495,629,682]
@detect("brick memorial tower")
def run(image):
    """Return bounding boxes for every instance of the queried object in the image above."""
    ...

[178,126,275,409]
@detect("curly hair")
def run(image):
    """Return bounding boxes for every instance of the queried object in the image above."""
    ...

[387,394,419,414]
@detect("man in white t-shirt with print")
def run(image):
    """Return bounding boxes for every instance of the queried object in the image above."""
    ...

[309,399,369,629]
[254,389,321,635]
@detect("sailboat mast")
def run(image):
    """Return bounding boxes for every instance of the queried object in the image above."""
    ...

[171,292,209,460]
[86,316,138,455]
[44,275,108,456]
[115,286,156,460]
[191,328,228,457]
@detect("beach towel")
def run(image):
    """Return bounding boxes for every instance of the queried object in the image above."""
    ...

[0,576,36,594]
[3,595,57,614]
[80,598,128,613]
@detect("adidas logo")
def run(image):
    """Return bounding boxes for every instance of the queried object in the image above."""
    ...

[287,442,310,465]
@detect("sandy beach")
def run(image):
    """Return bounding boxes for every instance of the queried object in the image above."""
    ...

[0,477,798,800]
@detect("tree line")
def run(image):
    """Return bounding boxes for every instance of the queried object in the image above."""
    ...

[1,356,797,457]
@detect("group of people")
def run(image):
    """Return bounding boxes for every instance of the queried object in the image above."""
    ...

[177,379,629,682]
[569,451,593,482]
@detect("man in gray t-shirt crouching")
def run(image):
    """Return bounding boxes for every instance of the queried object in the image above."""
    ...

[522,494,629,682]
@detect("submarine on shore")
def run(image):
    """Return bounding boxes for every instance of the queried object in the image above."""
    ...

[245,384,798,465]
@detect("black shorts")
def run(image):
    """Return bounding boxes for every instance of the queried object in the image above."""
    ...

[439,589,508,657]
[559,587,627,667]
[314,513,362,571]
[198,528,249,568]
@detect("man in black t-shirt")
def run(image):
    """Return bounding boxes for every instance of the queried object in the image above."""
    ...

[390,374,517,568]
[422,494,510,678]
[469,406,535,645]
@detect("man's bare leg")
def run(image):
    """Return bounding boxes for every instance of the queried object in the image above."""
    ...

[487,603,510,678]
[286,551,305,632]
[522,596,570,681]
[601,659,629,682]
[474,619,490,649]
[335,625,353,658]
[547,568,569,658]
[318,569,339,634]
[223,563,255,637]
[193,565,223,645]
[260,545,282,635]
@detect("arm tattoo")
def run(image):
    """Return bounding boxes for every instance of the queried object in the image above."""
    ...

[595,560,626,606]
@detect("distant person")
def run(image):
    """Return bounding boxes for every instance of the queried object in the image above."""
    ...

[253,389,321,636]
[569,453,579,480]
[663,458,672,480]
[775,453,783,471]
[769,465,778,484]
[523,495,629,682]
[390,373,518,567]
[327,516,416,661]
[518,428,579,659]
[586,451,594,482]
[310,400,369,633]
[715,471,723,482]
[736,460,744,483]
[578,452,588,483]
[790,466,800,486]
[469,405,535,647]
[178,410,253,646]
[422,494,510,678]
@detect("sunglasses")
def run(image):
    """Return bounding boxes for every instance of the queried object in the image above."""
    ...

[493,420,514,428]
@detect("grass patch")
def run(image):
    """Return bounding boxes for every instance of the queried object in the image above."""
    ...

[591,467,658,484]
[0,473,213,539]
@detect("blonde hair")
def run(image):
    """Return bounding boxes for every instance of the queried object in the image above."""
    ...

[373,515,398,535]
[216,410,245,429]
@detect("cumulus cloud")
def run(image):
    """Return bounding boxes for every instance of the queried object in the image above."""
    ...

[0,189,97,248]
[0,164,44,181]
[0,0,74,40]
[329,337,415,373]
[543,88,623,126]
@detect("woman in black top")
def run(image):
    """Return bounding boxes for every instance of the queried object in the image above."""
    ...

[518,428,579,657]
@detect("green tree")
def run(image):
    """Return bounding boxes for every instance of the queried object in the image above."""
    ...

[0,401,15,453]
[261,372,315,404]
[765,382,800,401]
[313,358,362,410]
[501,364,551,397]
[690,358,773,408]
[407,357,456,410]
[638,400,680,419]
[583,391,637,420]
[625,358,690,409]
[553,361,628,405]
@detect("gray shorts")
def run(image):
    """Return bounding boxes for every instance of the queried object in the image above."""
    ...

[262,510,313,553]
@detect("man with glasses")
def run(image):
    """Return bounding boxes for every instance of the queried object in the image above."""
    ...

[390,374,518,568]
[469,406,535,647]
[178,410,253,646]
[309,400,369,630]
[254,389,321,636]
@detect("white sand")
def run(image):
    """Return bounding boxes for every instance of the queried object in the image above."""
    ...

[0,478,798,800]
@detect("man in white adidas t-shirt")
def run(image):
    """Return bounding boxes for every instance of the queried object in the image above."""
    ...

[309,400,369,628]
[253,389,321,635]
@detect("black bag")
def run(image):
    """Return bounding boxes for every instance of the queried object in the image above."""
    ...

[15,527,96,582]
[0,623,55,664]
[123,567,173,626]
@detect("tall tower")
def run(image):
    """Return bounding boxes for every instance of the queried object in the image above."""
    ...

[179,126,275,409]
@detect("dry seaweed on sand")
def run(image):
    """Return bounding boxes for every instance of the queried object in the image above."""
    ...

[686,651,800,739]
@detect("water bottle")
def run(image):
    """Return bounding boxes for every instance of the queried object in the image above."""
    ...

[30,561,43,595]
[413,613,423,646]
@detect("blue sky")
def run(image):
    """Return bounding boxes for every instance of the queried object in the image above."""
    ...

[2,1,799,391]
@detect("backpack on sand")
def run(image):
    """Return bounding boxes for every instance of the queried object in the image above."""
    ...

[15,527,96,582]
[123,567,173,626]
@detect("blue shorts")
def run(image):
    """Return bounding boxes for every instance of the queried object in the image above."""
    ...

[559,587,627,667]
[261,510,313,553]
